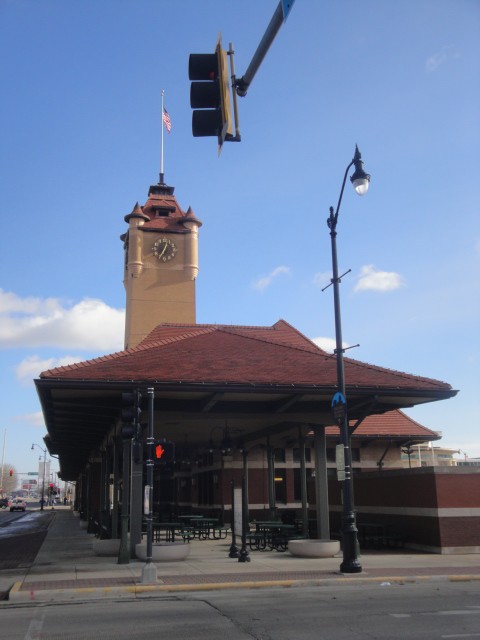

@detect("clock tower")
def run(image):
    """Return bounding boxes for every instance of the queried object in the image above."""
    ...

[122,181,202,349]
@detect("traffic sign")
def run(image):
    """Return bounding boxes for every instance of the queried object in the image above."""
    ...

[331,392,347,426]
[336,444,346,481]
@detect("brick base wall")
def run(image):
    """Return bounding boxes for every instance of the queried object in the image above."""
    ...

[329,467,480,553]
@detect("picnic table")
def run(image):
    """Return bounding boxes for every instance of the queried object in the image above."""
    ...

[151,522,183,543]
[247,521,299,552]
[180,517,229,541]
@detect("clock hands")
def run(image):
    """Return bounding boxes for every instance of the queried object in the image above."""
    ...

[157,242,168,259]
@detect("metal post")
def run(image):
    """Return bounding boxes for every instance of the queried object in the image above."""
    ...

[117,438,131,564]
[228,479,239,558]
[40,449,46,510]
[142,387,157,584]
[238,471,250,562]
[328,205,362,574]
[236,2,285,96]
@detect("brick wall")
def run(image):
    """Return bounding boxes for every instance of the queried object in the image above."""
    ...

[329,467,480,553]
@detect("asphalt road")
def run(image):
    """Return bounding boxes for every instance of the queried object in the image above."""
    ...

[0,509,54,571]
[1,581,479,639]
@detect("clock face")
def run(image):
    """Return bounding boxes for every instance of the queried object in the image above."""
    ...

[153,237,177,262]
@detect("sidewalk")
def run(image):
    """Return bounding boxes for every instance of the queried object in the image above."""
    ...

[2,508,480,604]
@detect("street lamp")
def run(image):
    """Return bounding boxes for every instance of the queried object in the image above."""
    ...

[327,144,370,574]
[31,443,47,511]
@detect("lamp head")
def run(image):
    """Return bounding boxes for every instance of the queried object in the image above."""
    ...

[350,145,370,196]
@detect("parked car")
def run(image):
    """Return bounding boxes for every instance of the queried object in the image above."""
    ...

[0,498,9,509]
[10,498,26,512]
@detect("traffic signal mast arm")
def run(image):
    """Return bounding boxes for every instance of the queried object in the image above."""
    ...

[235,0,295,97]
[188,2,295,148]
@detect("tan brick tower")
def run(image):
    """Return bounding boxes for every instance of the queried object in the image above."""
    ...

[122,182,202,349]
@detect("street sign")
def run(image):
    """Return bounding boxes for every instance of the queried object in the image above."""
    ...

[331,392,347,426]
[336,444,346,481]
[281,0,296,21]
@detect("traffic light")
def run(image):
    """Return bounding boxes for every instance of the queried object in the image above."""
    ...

[153,439,175,465]
[9,469,13,477]
[189,37,233,147]
[121,390,142,440]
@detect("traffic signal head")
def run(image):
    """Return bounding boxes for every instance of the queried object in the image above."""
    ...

[9,469,13,477]
[189,38,233,147]
[121,390,142,439]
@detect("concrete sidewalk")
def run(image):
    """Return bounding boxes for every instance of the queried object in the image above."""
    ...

[2,508,480,604]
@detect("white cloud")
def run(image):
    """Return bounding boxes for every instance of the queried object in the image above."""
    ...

[0,289,125,350]
[15,354,87,385]
[252,266,290,291]
[313,271,331,289]
[311,337,350,354]
[354,265,405,293]
[13,411,45,427]
[425,46,460,73]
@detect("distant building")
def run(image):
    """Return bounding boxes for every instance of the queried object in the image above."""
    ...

[457,458,480,468]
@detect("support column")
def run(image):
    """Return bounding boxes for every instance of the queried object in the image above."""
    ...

[111,437,120,539]
[314,425,330,539]
[266,437,276,520]
[299,426,309,538]
[130,452,143,558]
[100,450,108,538]
[118,439,131,564]
[238,450,250,561]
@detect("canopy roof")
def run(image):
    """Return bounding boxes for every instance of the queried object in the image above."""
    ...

[35,320,456,479]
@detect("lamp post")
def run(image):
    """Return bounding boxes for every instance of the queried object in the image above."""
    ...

[327,145,370,574]
[31,443,47,511]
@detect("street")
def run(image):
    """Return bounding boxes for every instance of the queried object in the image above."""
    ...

[0,509,54,572]
[1,581,479,639]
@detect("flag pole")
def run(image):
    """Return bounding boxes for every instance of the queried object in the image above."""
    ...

[160,90,165,184]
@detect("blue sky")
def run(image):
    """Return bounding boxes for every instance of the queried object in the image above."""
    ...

[1,0,479,483]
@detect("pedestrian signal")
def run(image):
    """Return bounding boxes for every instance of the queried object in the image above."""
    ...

[154,439,175,464]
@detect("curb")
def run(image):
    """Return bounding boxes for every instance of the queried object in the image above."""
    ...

[6,574,480,604]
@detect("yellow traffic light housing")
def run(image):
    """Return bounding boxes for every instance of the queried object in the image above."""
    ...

[189,36,235,150]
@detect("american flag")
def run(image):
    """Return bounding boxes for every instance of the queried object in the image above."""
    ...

[162,107,172,133]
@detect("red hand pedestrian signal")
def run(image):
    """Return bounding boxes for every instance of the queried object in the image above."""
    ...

[153,440,175,464]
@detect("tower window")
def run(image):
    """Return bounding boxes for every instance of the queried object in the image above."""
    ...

[152,206,175,217]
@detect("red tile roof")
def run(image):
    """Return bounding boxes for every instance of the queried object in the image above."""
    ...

[124,186,202,235]
[325,409,439,439]
[40,319,453,394]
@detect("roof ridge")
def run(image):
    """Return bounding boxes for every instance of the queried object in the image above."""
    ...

[216,320,325,355]
[138,326,216,348]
